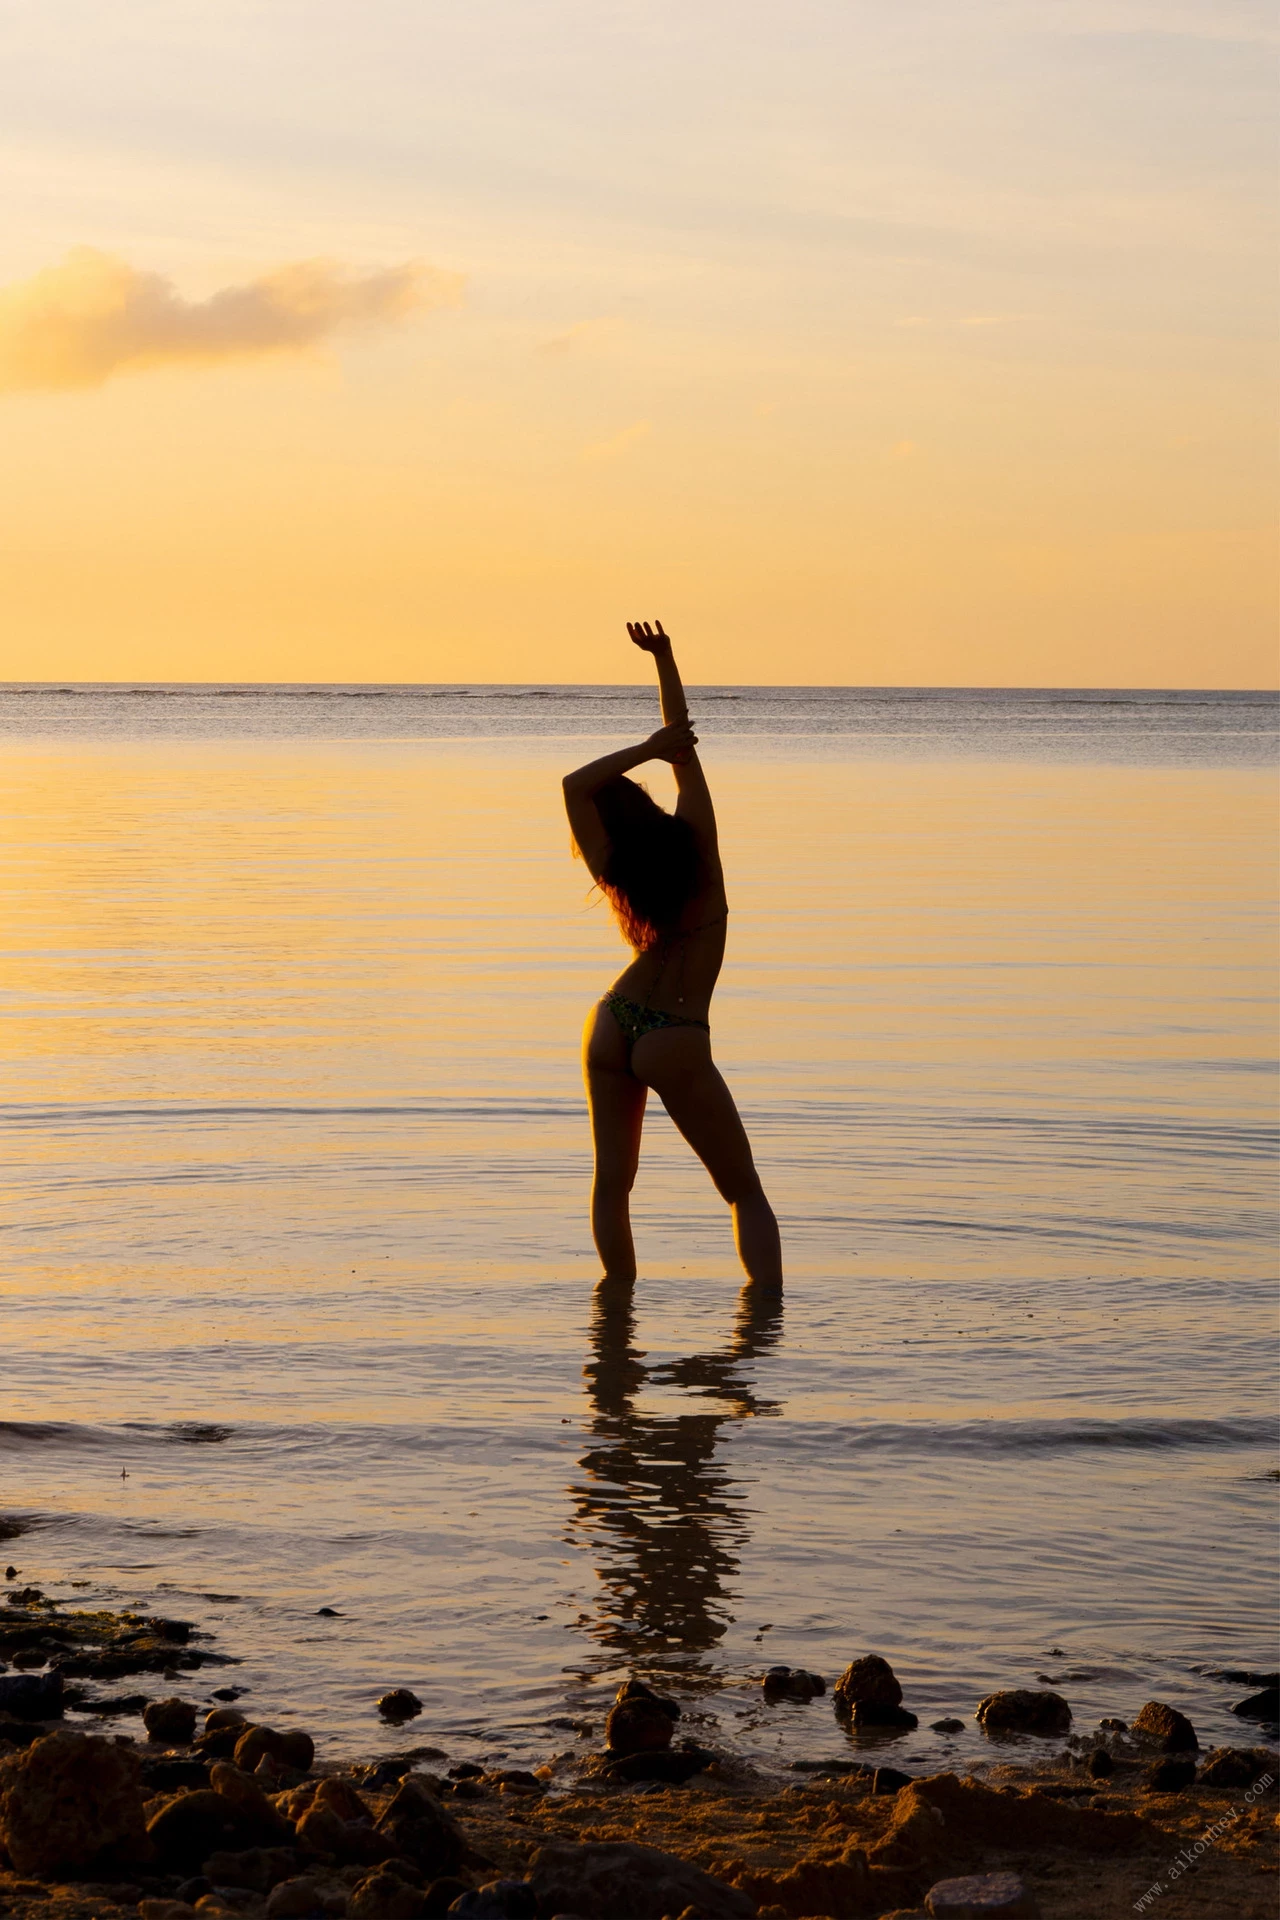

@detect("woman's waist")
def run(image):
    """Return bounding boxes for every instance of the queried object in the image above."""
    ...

[607,959,719,1018]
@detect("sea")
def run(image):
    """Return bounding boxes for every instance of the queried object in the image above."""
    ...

[1,683,1276,1774]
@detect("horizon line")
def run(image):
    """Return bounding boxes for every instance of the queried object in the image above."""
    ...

[3,680,1276,696]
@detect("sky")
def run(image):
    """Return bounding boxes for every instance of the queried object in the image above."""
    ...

[0,0,1274,687]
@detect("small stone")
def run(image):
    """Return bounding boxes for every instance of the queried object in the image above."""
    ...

[377,1690,423,1722]
[931,1719,965,1734]
[873,1766,913,1793]
[147,1789,260,1870]
[1231,1685,1280,1723]
[833,1655,903,1712]
[603,1679,681,1756]
[851,1701,918,1729]
[1198,1745,1279,1789]
[140,1902,198,1920]
[145,1697,200,1743]
[1132,1701,1198,1752]
[211,1688,247,1702]
[0,1726,148,1876]
[313,1777,371,1822]
[3,1568,15,1581]
[1142,1756,1197,1793]
[210,1760,294,1843]
[178,1878,214,1903]
[297,1803,349,1854]
[926,1871,1040,1917]
[235,1725,315,1772]
[316,1609,341,1619]
[1086,1749,1113,1779]
[974,1690,1071,1736]
[602,1747,712,1785]
[204,1847,301,1892]
[1098,1717,1127,1731]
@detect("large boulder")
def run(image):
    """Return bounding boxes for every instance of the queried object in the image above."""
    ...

[0,1727,150,1878]
[974,1691,1071,1736]
[833,1655,903,1712]
[1231,1685,1279,1724]
[602,1680,680,1757]
[372,1775,465,1878]
[525,1840,755,1920]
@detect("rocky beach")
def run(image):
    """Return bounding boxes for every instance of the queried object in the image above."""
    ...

[1,1586,1275,1920]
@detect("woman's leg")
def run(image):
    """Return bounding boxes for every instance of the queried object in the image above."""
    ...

[632,1029,783,1291]
[583,1004,648,1283]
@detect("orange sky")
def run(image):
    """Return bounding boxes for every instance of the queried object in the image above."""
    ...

[0,1,1274,686]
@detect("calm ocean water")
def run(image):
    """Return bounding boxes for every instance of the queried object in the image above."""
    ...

[1,684,1276,1774]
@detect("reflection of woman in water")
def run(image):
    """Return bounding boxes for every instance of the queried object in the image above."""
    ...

[572,1278,783,1663]
[562,622,783,1290]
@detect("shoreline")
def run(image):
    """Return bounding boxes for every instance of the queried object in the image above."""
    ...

[1,1594,1275,1920]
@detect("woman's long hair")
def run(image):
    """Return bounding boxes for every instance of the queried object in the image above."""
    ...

[590,776,702,950]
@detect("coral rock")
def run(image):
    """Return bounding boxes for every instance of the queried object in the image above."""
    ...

[145,1698,200,1744]
[1131,1702,1198,1752]
[603,1680,680,1756]
[974,1691,1071,1737]
[1198,1746,1278,1789]
[347,1869,430,1920]
[833,1655,903,1712]
[0,1727,150,1877]
[372,1775,465,1879]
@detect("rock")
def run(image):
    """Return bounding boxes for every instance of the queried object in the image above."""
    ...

[1142,1757,1196,1793]
[147,1790,262,1871]
[84,1692,151,1718]
[974,1691,1071,1737]
[313,1778,371,1822]
[422,1881,468,1916]
[179,1878,215,1902]
[931,1720,965,1734]
[526,1841,755,1920]
[833,1655,903,1712]
[446,1763,484,1780]
[1232,1685,1280,1723]
[146,1698,200,1744]
[0,1726,150,1877]
[205,1847,303,1892]
[760,1666,826,1701]
[210,1761,295,1843]
[197,1893,260,1916]
[348,1870,430,1920]
[207,1708,250,1733]
[377,1691,422,1722]
[140,1902,198,1920]
[267,1876,346,1919]
[925,1871,1040,1917]
[603,1680,680,1757]
[445,1880,537,1917]
[1198,1745,1279,1789]
[874,1767,914,1793]
[0,1670,64,1721]
[601,1748,712,1785]
[297,1804,350,1854]
[145,1758,212,1793]
[869,1772,1144,1874]
[373,1775,465,1879]
[851,1701,919,1730]
[1131,1702,1198,1752]
[1098,1717,1127,1731]
[1086,1749,1113,1779]
[235,1726,316,1773]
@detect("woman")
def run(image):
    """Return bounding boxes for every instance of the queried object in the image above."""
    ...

[562,621,783,1292]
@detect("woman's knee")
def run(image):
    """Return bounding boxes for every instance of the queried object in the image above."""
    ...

[717,1166,768,1208]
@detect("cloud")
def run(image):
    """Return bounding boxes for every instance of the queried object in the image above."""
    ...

[581,420,651,463]
[537,316,623,357]
[0,248,463,391]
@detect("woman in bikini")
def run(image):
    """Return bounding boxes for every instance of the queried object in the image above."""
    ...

[562,621,783,1292]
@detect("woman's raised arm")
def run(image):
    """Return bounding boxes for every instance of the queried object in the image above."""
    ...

[627,619,717,846]
[562,720,699,878]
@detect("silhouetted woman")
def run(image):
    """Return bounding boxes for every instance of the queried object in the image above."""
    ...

[562,621,782,1291]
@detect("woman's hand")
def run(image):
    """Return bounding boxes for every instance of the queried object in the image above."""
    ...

[646,720,698,764]
[627,619,671,655]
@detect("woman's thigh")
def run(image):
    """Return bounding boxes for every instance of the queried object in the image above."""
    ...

[631,1028,759,1202]
[583,1002,647,1185]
